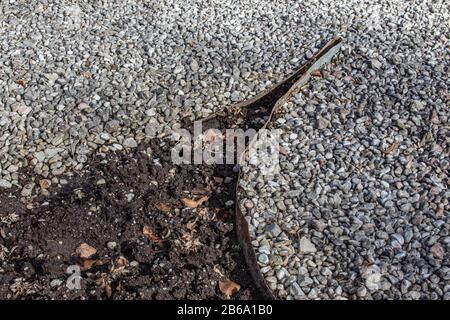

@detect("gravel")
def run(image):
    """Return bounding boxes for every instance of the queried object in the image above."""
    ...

[0,0,448,300]
[1,0,331,191]
[239,0,449,300]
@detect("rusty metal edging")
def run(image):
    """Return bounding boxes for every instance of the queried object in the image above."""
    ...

[233,38,343,300]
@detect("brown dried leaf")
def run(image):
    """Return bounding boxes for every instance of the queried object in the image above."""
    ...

[384,143,398,154]
[186,219,197,231]
[343,75,355,82]
[76,243,97,259]
[192,186,210,196]
[430,110,440,124]
[180,111,191,118]
[16,79,26,86]
[155,202,171,213]
[81,259,97,271]
[181,196,209,208]
[116,281,123,294]
[196,208,211,220]
[435,207,444,218]
[39,179,51,190]
[179,231,202,252]
[213,265,225,278]
[115,256,129,267]
[204,130,221,144]
[197,196,209,206]
[105,282,112,298]
[143,225,162,243]
[218,280,241,298]
[198,195,209,203]
[406,157,414,170]
[311,70,322,77]
[181,198,198,208]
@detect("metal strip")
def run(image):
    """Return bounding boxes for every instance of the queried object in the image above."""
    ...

[233,38,342,300]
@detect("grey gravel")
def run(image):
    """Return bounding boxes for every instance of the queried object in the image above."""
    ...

[0,0,448,301]
[1,0,312,191]
[50,279,63,288]
[266,223,282,238]
[299,237,317,254]
[0,179,12,189]
[106,241,117,250]
[239,0,449,300]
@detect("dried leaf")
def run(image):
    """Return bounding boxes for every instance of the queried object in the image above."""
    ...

[406,158,414,170]
[430,110,440,124]
[384,143,398,154]
[204,130,221,144]
[181,196,209,208]
[343,75,354,82]
[311,70,322,77]
[196,208,211,220]
[181,198,198,208]
[143,224,162,243]
[115,256,129,267]
[186,219,197,231]
[218,280,241,298]
[180,111,191,118]
[435,207,444,218]
[213,265,225,277]
[16,79,26,86]
[39,179,51,189]
[192,186,210,196]
[196,196,209,206]
[178,231,202,252]
[116,281,123,294]
[155,202,171,213]
[105,282,112,298]
[81,259,97,271]
[76,243,97,259]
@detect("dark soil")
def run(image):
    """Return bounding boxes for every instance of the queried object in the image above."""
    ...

[0,139,260,300]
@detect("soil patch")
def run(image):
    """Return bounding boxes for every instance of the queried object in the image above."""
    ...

[0,140,258,299]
